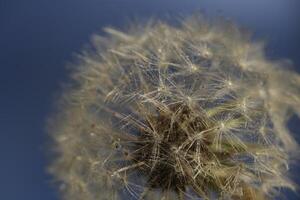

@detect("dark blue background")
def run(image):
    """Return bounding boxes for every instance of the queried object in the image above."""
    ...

[1,0,299,199]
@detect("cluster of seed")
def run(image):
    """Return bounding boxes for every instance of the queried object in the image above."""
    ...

[49,17,300,200]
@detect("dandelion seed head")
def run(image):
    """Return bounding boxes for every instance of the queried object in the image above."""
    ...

[48,16,300,200]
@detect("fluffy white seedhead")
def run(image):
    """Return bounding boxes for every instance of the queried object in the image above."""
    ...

[48,16,300,200]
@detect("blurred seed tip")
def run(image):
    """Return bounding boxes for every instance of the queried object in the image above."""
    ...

[48,15,300,200]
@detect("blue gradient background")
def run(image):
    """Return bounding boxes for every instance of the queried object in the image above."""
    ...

[0,0,299,199]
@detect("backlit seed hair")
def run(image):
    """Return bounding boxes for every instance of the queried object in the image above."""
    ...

[48,16,300,200]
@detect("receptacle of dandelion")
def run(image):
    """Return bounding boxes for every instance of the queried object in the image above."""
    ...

[47,15,300,200]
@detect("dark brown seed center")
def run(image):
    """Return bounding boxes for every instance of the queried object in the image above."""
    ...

[132,104,211,193]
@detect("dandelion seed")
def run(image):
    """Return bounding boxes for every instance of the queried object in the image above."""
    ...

[89,132,95,137]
